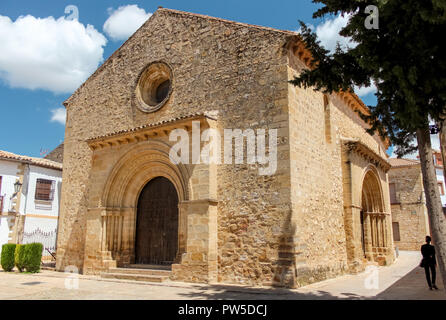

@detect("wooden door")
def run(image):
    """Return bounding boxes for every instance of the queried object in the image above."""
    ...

[135,177,179,265]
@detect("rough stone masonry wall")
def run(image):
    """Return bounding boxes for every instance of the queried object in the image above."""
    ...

[389,165,429,251]
[57,7,293,287]
[44,143,64,164]
[287,50,392,285]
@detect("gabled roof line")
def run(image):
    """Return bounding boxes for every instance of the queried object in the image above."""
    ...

[0,150,63,170]
[63,8,297,108]
[61,7,388,150]
[159,8,297,36]
[63,10,163,108]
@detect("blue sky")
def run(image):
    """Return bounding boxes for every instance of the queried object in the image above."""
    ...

[0,0,379,157]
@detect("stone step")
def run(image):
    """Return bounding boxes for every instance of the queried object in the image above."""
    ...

[126,264,172,270]
[107,267,171,276]
[100,272,169,283]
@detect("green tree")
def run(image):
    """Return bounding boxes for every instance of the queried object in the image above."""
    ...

[290,0,446,289]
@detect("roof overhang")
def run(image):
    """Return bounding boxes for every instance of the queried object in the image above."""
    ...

[87,112,218,151]
[342,138,391,172]
[286,36,391,150]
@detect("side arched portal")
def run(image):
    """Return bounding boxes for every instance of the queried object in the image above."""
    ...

[360,168,389,263]
[342,140,394,272]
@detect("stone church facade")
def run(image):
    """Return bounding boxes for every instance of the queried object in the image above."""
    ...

[388,158,432,251]
[56,8,395,288]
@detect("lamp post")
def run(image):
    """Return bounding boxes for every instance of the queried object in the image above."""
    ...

[13,180,22,195]
[9,180,23,213]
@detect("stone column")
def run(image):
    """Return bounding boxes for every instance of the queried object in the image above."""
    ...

[177,202,188,262]
[364,212,373,260]
[373,215,378,248]
[377,215,383,248]
[345,206,367,272]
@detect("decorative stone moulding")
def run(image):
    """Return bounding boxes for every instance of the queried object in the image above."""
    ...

[342,138,391,172]
[134,61,173,113]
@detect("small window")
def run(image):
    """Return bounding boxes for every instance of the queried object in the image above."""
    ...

[323,95,331,144]
[389,183,398,204]
[35,179,55,201]
[438,182,445,196]
[392,222,401,241]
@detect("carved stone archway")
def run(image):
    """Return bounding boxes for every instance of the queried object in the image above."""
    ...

[342,139,393,272]
[82,114,219,283]
[99,140,191,266]
[360,167,388,263]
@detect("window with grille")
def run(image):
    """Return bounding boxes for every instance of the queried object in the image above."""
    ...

[35,179,55,201]
[392,222,401,241]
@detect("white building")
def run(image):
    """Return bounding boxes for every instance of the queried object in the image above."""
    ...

[431,150,446,207]
[0,150,62,258]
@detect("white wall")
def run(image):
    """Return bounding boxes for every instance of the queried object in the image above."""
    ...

[0,160,20,251]
[0,159,62,256]
[24,165,62,218]
[22,165,62,256]
[0,217,12,254]
[0,160,20,213]
[436,168,446,206]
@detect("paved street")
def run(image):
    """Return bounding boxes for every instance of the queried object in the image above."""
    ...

[0,251,444,300]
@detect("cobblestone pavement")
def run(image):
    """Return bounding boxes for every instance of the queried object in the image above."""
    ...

[0,251,444,300]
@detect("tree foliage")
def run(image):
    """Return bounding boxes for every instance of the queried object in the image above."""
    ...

[290,0,446,156]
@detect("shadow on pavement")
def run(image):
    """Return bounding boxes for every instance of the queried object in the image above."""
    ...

[375,266,445,300]
[178,266,446,300]
[175,283,363,300]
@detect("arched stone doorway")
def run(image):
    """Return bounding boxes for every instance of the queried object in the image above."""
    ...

[87,140,191,269]
[83,115,219,281]
[135,176,179,265]
[341,140,394,272]
[361,169,388,263]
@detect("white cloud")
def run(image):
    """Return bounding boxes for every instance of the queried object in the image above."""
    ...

[389,132,441,159]
[103,5,152,41]
[314,13,356,54]
[305,14,375,97]
[354,82,377,97]
[50,108,66,125]
[0,14,107,94]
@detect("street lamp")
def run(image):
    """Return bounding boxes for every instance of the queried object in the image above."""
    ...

[14,180,22,194]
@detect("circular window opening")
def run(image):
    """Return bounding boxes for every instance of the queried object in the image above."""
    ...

[156,80,170,103]
[136,62,172,112]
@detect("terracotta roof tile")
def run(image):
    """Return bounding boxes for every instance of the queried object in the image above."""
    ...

[87,111,217,143]
[389,158,420,167]
[0,150,63,170]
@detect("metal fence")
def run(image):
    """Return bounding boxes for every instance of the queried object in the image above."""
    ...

[22,228,57,257]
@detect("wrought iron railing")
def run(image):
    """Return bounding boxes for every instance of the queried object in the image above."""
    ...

[22,228,57,257]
